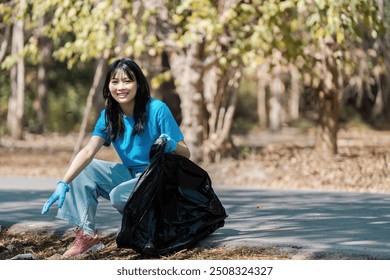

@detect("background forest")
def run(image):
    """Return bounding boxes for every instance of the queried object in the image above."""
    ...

[1,0,390,165]
[2,0,390,261]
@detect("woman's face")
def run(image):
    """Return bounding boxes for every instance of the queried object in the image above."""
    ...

[108,69,138,106]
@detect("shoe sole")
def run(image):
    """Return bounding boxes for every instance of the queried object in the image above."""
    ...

[83,242,104,255]
[63,242,104,258]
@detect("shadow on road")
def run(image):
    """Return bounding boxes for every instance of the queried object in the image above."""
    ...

[206,188,390,259]
[2,185,390,259]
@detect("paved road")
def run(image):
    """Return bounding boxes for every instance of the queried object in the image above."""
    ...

[1,176,390,259]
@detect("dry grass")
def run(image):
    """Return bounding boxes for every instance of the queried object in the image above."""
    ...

[0,228,291,260]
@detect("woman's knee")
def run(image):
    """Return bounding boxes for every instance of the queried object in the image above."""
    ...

[109,187,126,212]
[109,180,136,212]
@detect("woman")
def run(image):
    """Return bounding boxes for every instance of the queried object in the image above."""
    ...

[41,58,191,257]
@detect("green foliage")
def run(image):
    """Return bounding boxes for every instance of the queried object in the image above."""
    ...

[165,0,384,81]
[246,0,383,70]
[168,1,260,69]
[0,0,388,135]
[0,2,13,24]
[1,0,158,70]
[42,0,158,68]
[38,0,120,67]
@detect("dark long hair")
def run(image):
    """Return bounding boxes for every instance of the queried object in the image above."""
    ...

[102,58,151,141]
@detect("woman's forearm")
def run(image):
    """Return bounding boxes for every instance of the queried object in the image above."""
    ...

[62,148,94,183]
[174,140,191,159]
[62,136,105,184]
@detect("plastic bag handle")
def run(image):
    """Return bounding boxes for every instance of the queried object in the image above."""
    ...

[149,137,167,160]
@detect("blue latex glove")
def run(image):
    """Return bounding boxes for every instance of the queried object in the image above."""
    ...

[159,134,177,154]
[41,181,70,214]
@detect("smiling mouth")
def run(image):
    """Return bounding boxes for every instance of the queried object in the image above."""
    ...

[117,92,128,97]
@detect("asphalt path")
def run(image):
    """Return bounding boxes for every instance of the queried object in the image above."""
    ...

[1,176,390,259]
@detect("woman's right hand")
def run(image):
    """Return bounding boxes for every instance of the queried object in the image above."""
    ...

[159,134,177,153]
[41,181,70,214]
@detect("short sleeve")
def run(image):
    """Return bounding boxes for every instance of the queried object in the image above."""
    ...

[156,102,184,142]
[92,110,111,147]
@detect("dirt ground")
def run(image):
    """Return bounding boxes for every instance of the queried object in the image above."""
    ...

[1,127,390,193]
[1,127,390,259]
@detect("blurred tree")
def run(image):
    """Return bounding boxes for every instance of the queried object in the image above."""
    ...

[6,0,26,139]
[0,22,10,64]
[0,3,11,134]
[0,0,387,161]
[33,15,52,133]
[153,0,259,162]
[298,0,384,154]
[244,0,384,154]
[356,0,390,127]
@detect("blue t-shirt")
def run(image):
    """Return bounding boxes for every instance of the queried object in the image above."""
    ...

[92,98,184,173]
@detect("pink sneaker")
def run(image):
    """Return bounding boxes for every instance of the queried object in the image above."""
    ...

[63,229,104,257]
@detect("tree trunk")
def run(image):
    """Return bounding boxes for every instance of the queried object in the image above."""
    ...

[7,9,25,140]
[203,64,241,162]
[268,76,284,131]
[371,3,390,126]
[288,65,300,121]
[154,52,182,124]
[32,17,52,133]
[315,90,339,154]
[168,43,205,162]
[70,57,107,162]
[0,25,11,63]
[370,73,384,123]
[156,0,243,162]
[314,37,342,155]
[256,65,268,128]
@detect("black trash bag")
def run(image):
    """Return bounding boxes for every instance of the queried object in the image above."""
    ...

[116,138,228,256]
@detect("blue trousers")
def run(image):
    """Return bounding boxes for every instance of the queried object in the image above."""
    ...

[56,159,139,235]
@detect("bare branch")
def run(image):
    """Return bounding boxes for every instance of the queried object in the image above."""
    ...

[0,25,11,63]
